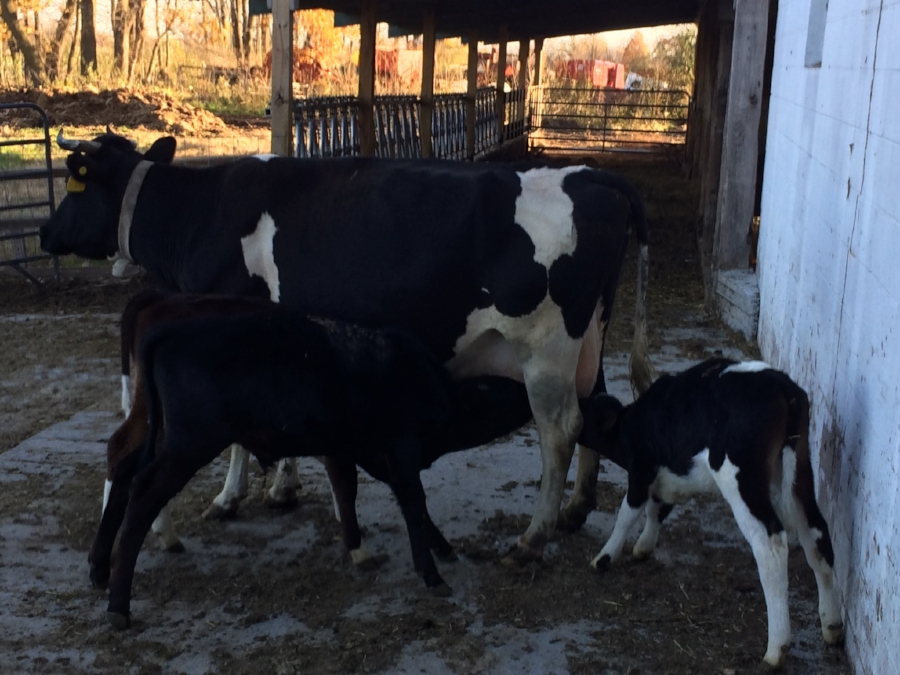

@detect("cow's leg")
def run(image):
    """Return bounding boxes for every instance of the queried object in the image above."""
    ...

[322,457,375,569]
[511,344,583,560]
[558,444,600,532]
[632,497,672,560]
[713,459,791,668]
[264,457,300,509]
[590,487,648,570]
[783,449,844,646]
[204,443,249,519]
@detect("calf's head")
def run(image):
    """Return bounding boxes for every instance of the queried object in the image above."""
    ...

[40,132,177,259]
[578,393,627,469]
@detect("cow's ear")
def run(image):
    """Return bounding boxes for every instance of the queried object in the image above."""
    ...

[144,137,177,164]
[66,153,104,182]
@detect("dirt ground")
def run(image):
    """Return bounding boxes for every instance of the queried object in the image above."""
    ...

[0,154,851,675]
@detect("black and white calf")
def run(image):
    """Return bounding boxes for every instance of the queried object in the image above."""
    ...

[578,358,844,668]
[91,302,535,629]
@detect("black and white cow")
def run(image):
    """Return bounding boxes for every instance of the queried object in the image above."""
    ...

[41,131,652,559]
[578,358,844,667]
[92,302,535,628]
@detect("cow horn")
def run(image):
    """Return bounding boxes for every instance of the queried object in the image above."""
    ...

[56,129,102,154]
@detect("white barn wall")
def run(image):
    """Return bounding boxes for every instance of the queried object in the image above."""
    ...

[757,1,900,673]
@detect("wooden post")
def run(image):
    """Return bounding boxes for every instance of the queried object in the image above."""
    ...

[358,0,377,156]
[465,30,478,159]
[516,38,530,131]
[270,0,293,156]
[533,37,544,129]
[420,8,436,158]
[495,25,508,145]
[713,0,770,270]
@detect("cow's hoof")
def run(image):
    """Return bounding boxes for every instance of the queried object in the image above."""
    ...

[557,505,591,533]
[823,622,845,646]
[106,611,131,631]
[263,490,299,510]
[434,549,459,563]
[631,548,652,562]
[501,542,543,567]
[590,554,611,572]
[203,502,238,521]
[428,582,453,598]
[164,540,186,554]
[89,564,110,589]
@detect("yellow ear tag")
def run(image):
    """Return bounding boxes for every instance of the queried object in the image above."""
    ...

[67,177,86,193]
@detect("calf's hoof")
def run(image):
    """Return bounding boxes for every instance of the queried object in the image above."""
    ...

[823,622,845,646]
[427,582,453,598]
[107,611,131,631]
[631,548,653,562]
[89,563,110,589]
[590,553,611,572]
[762,643,790,669]
[263,489,299,510]
[501,540,543,567]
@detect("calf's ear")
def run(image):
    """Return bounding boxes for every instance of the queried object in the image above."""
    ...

[144,137,177,164]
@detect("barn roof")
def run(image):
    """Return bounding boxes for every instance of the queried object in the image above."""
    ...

[290,0,703,42]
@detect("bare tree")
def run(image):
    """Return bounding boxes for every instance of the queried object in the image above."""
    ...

[0,0,43,85]
[47,0,78,80]
[80,0,98,74]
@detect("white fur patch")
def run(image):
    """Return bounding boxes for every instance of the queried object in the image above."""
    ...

[653,450,718,504]
[722,360,772,375]
[241,212,281,302]
[253,154,278,162]
[121,375,132,417]
[513,166,583,268]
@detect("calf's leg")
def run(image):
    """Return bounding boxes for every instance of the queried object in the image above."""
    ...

[712,457,791,668]
[107,453,206,629]
[632,498,673,560]
[591,487,648,570]
[322,457,375,569]
[782,447,844,645]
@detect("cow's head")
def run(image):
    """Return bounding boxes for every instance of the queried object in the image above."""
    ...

[40,131,177,259]
[578,393,627,469]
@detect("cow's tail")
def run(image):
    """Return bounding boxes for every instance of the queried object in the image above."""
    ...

[119,289,165,416]
[587,170,654,397]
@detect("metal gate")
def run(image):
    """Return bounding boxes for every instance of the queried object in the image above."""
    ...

[529,87,691,153]
[0,103,59,283]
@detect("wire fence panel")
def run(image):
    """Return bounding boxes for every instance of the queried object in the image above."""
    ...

[0,103,58,284]
[528,87,691,153]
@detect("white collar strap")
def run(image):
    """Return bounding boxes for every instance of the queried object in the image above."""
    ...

[117,160,153,263]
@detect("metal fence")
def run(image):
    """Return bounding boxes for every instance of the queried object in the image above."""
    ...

[528,87,691,153]
[292,86,524,161]
[0,103,59,284]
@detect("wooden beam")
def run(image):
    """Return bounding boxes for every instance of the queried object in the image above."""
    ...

[514,38,530,137]
[466,30,478,159]
[420,8,436,158]
[495,25,508,145]
[532,37,544,129]
[269,0,292,156]
[713,0,770,270]
[358,0,377,156]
